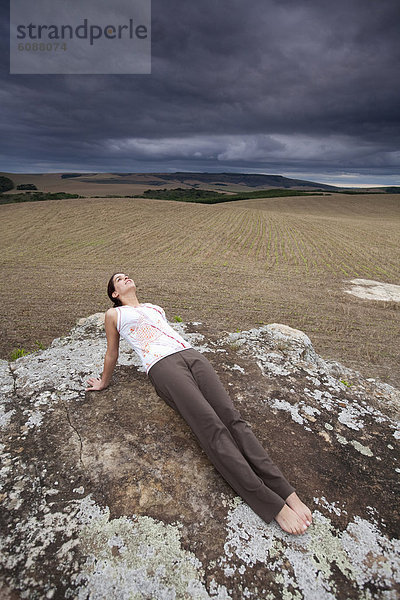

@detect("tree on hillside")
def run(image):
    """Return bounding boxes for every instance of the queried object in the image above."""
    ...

[17,184,38,190]
[0,176,14,193]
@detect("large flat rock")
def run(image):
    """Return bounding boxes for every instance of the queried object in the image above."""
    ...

[0,315,399,599]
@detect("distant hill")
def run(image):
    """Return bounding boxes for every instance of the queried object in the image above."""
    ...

[2,172,397,196]
[107,172,338,191]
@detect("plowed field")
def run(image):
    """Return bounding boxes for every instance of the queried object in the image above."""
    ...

[1,193,399,386]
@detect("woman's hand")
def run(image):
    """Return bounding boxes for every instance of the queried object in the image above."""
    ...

[86,377,107,391]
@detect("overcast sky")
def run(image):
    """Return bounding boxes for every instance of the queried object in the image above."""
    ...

[1,0,400,186]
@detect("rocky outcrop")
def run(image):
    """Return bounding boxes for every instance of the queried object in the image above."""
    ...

[0,315,399,599]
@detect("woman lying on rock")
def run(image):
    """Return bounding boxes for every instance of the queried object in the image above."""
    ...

[86,273,313,535]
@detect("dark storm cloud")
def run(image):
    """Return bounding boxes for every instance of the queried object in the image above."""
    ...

[0,0,399,183]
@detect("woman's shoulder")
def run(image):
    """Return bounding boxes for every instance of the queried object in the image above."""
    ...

[104,307,119,331]
[105,307,118,320]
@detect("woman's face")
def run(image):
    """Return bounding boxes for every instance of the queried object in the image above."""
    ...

[112,273,136,299]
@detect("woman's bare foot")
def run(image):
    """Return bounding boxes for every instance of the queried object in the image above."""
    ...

[274,504,309,535]
[285,492,312,526]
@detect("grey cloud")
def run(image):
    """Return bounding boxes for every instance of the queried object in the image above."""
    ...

[0,0,399,182]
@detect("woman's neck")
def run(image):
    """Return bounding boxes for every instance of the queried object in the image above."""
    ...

[121,292,140,307]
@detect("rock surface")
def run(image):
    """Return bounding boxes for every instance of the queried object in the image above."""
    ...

[0,314,399,600]
[344,279,400,302]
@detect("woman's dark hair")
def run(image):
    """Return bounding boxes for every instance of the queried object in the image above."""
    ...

[107,273,123,307]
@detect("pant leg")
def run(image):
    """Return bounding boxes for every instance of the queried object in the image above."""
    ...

[148,350,286,523]
[181,349,295,501]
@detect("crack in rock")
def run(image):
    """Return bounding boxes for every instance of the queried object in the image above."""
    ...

[62,398,85,469]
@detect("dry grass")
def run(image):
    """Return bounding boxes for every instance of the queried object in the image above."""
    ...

[1,192,399,387]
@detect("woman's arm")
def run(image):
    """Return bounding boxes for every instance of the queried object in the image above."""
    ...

[86,308,120,391]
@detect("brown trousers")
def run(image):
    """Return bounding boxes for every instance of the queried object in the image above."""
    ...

[148,347,295,523]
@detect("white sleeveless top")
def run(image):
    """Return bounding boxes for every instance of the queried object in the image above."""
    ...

[115,303,192,374]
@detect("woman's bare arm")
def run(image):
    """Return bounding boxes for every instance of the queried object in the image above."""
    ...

[86,308,120,391]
